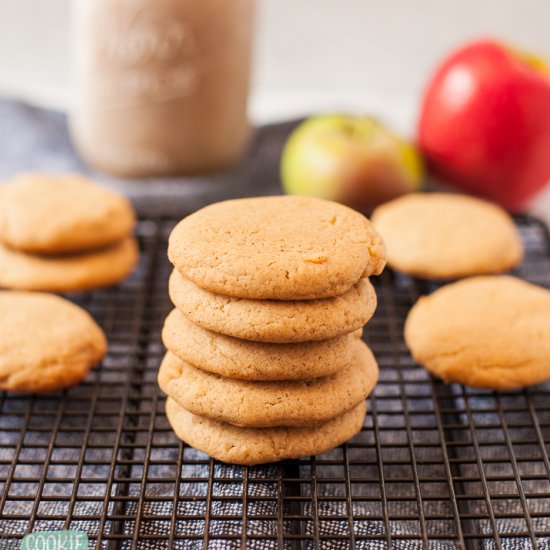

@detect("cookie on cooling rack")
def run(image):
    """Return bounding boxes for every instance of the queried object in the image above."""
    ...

[371,193,523,279]
[0,291,107,392]
[404,276,550,389]
[168,270,376,343]
[0,172,135,254]
[162,308,362,381]
[0,237,139,292]
[158,341,378,427]
[165,398,367,465]
[168,195,385,300]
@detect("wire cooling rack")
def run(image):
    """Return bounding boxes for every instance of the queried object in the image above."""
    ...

[1,215,550,549]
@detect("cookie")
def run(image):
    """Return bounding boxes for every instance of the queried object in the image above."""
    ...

[168,196,385,300]
[165,398,366,465]
[404,276,550,389]
[0,237,138,292]
[163,308,362,381]
[0,173,136,254]
[371,193,523,279]
[168,270,377,343]
[158,340,378,427]
[0,291,107,392]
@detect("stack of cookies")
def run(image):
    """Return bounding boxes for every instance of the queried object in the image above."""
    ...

[0,173,138,292]
[160,196,386,465]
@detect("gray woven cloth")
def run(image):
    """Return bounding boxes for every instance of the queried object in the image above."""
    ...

[0,97,285,218]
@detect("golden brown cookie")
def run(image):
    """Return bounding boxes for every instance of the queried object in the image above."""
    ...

[0,173,136,254]
[165,398,367,465]
[168,196,385,300]
[0,291,107,392]
[158,340,378,427]
[163,308,362,381]
[0,237,139,292]
[371,193,523,279]
[168,270,377,343]
[405,276,550,389]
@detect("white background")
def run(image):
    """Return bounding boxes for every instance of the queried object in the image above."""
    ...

[1,0,550,133]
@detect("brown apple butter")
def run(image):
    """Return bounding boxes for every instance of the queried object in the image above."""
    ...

[71,0,254,177]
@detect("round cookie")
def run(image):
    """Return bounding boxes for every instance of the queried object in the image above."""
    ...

[158,340,378,427]
[168,270,377,343]
[0,237,139,292]
[168,195,385,300]
[162,308,363,380]
[0,173,136,254]
[371,193,523,279]
[0,291,107,392]
[165,398,367,465]
[405,276,550,390]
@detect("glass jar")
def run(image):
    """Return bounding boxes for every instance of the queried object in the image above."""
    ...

[71,0,254,177]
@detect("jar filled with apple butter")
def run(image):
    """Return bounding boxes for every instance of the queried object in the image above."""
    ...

[71,0,254,178]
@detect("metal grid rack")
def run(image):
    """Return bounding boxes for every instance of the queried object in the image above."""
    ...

[1,215,550,549]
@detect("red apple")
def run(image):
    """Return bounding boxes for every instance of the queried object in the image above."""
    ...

[418,39,550,211]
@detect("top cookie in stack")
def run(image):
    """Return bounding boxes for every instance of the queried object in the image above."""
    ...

[169,195,385,301]
[162,195,386,465]
[0,173,138,291]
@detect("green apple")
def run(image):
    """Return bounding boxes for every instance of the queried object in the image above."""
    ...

[281,114,424,210]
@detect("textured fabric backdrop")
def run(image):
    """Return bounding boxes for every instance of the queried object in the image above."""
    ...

[0,97,288,218]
